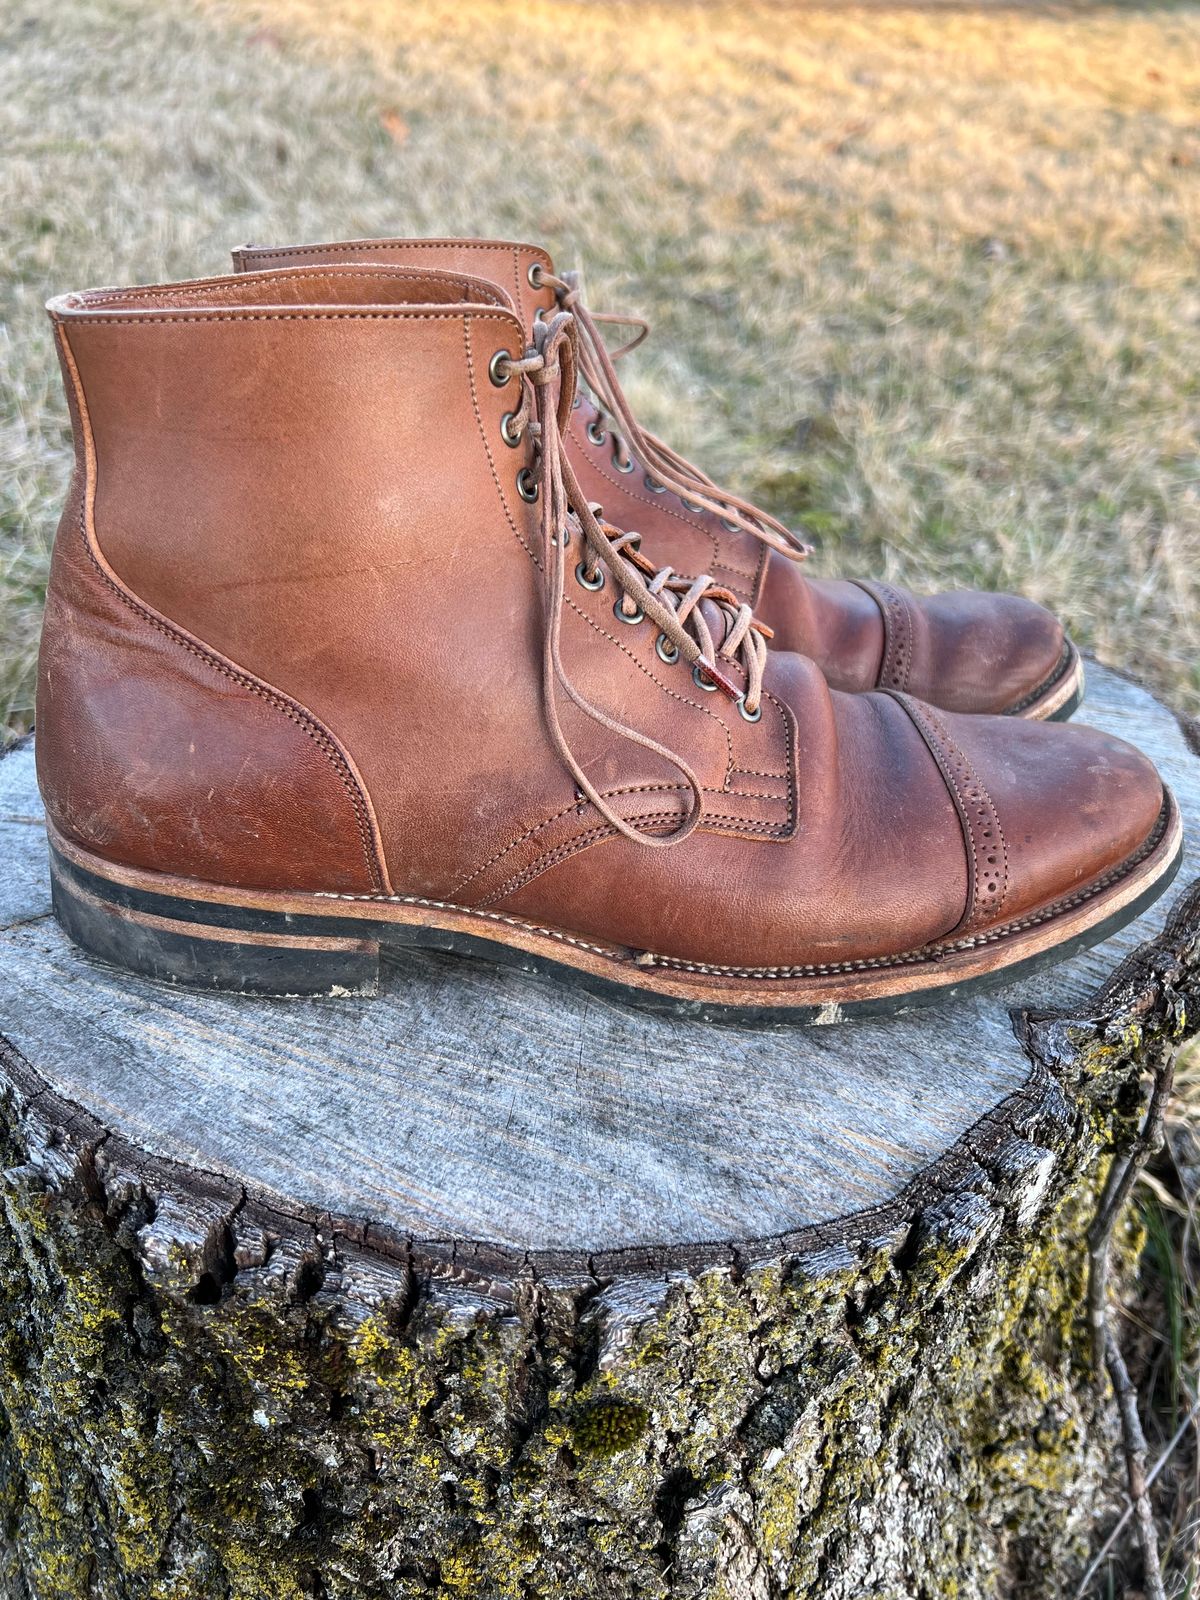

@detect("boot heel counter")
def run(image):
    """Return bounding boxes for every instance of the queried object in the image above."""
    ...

[35,431,385,896]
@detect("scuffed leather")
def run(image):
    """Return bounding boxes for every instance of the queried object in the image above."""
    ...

[36,341,385,893]
[38,263,1165,975]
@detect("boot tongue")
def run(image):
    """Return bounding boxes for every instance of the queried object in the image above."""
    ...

[698,595,734,655]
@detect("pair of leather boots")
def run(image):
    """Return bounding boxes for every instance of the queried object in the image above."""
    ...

[36,237,1182,1020]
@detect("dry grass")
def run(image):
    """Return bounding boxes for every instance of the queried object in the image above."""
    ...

[3,0,1200,730]
[2,0,1200,1589]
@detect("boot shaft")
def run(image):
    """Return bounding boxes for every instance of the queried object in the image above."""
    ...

[38,265,790,903]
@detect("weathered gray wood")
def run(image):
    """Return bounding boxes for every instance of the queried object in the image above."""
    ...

[0,659,1197,1600]
[0,660,1195,1268]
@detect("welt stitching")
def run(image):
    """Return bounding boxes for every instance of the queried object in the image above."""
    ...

[73,501,383,893]
[641,804,1166,974]
[312,797,1169,976]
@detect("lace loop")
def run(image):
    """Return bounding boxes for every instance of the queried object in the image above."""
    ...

[538,269,814,566]
[514,311,772,850]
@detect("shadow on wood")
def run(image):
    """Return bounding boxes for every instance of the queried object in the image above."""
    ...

[0,661,1197,1599]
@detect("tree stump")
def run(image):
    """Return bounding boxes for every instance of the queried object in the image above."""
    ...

[0,661,1197,1600]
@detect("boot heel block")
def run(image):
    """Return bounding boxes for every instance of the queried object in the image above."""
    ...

[49,841,382,999]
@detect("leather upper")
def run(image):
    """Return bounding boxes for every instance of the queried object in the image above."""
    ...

[37,263,1164,972]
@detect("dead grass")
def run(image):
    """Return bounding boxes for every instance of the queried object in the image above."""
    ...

[2,0,1200,1588]
[3,0,1200,730]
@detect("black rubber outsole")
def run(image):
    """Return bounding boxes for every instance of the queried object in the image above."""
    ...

[47,816,1183,1027]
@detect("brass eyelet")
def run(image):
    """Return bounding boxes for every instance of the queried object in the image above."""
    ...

[528,262,545,289]
[644,474,667,494]
[489,350,514,387]
[516,468,539,503]
[575,562,605,592]
[692,664,719,692]
[738,696,762,723]
[655,633,680,665]
[613,451,635,474]
[587,420,607,447]
[614,598,645,626]
[500,411,523,448]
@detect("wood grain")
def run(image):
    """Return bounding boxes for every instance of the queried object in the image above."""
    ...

[0,660,1196,1270]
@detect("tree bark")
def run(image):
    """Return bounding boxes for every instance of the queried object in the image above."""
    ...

[0,661,1197,1600]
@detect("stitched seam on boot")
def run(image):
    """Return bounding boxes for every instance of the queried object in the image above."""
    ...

[890,692,1010,938]
[856,579,913,692]
[480,803,798,909]
[54,324,388,896]
[306,795,1170,977]
[83,269,510,312]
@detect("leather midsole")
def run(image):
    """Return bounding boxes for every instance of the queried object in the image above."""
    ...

[45,791,1182,1009]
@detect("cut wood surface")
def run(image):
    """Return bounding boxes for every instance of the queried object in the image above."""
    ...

[0,659,1197,1600]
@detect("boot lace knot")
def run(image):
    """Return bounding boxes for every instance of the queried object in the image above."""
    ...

[505,310,773,851]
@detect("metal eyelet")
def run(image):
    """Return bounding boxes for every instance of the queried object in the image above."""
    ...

[692,664,719,692]
[614,598,644,626]
[721,517,741,533]
[737,696,762,723]
[572,394,582,410]
[681,497,704,514]
[644,474,667,494]
[528,262,545,289]
[655,633,680,665]
[533,306,546,324]
[516,468,539,503]
[587,420,607,447]
[575,562,605,592]
[500,412,523,448]
[613,451,635,474]
[489,350,514,387]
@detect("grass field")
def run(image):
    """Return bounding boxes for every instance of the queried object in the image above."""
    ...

[2,0,1199,1588]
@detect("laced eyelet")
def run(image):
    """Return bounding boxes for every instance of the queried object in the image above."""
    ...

[500,412,524,448]
[528,262,545,289]
[644,474,667,494]
[516,468,539,503]
[613,450,635,474]
[692,664,719,692]
[737,696,762,723]
[614,598,644,626]
[587,420,607,447]
[655,633,680,665]
[720,517,741,533]
[575,561,605,592]
[681,497,704,514]
[489,350,514,387]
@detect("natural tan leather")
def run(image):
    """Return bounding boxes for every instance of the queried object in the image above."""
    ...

[38,264,1163,978]
[232,238,1069,715]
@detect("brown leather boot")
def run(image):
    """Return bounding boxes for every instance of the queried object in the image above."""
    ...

[232,238,1085,722]
[36,265,1178,1018]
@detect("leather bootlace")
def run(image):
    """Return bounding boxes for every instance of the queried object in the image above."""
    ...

[502,310,772,850]
[536,268,813,565]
